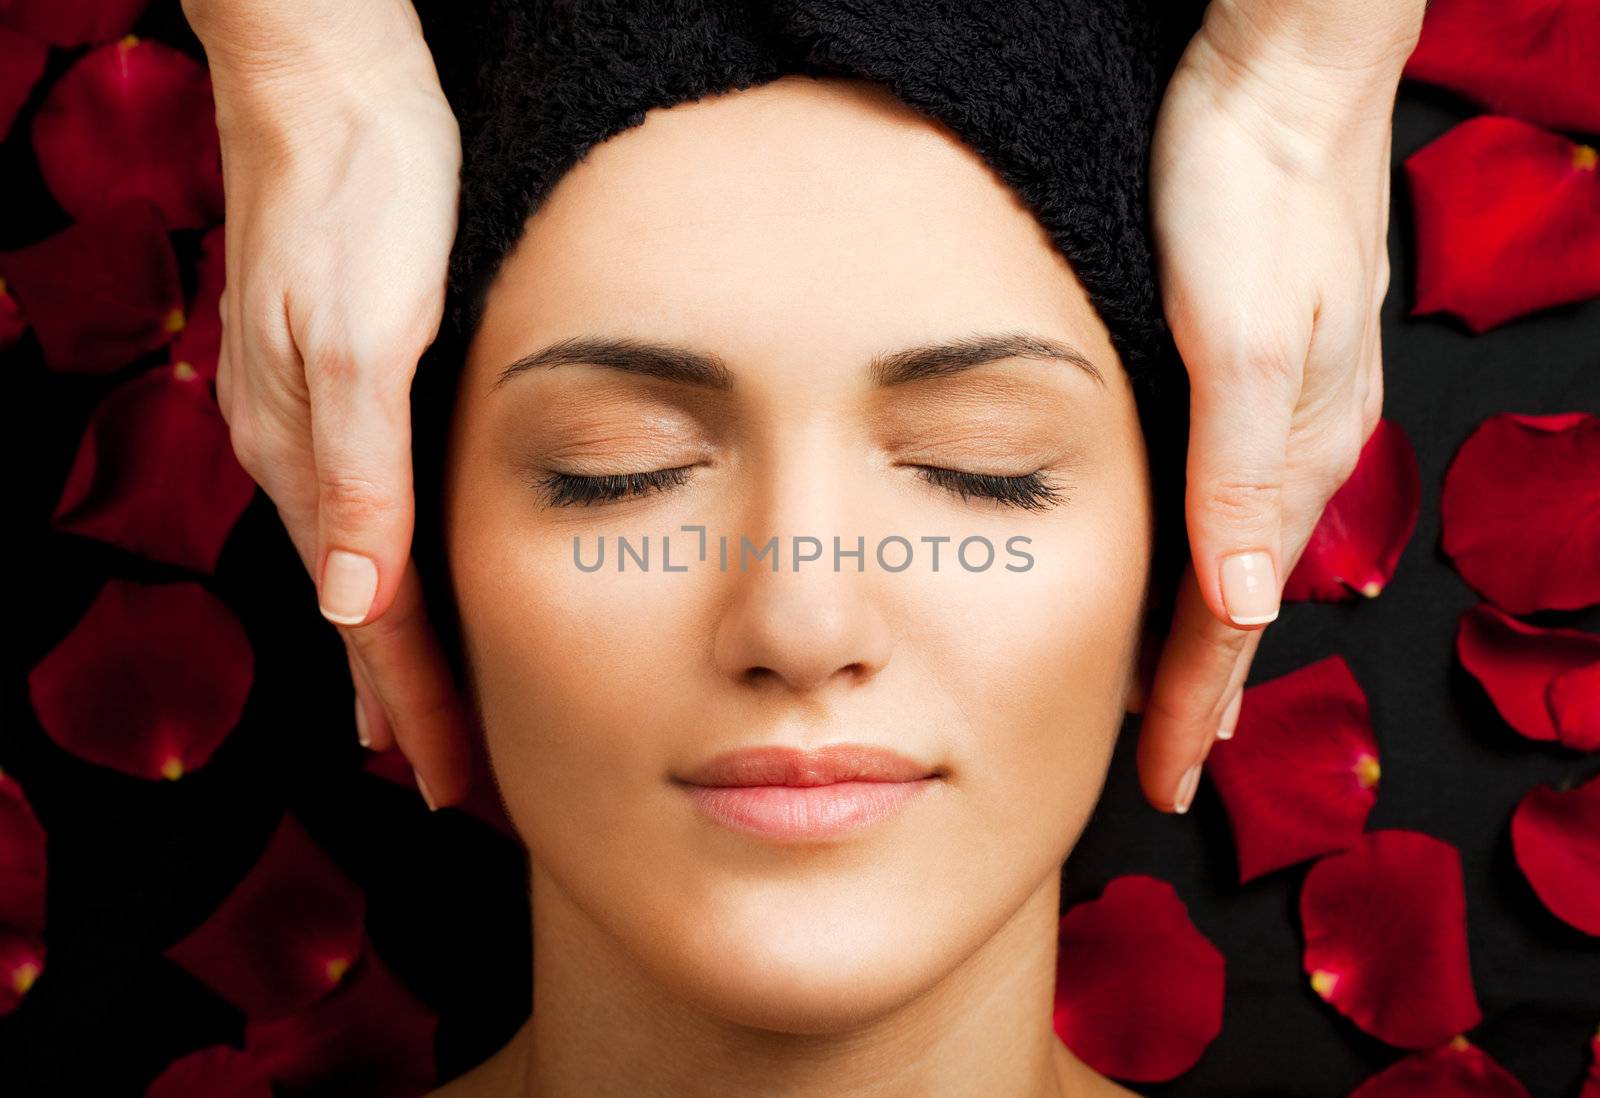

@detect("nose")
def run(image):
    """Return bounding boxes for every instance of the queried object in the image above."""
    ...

[714,567,894,693]
[713,555,895,693]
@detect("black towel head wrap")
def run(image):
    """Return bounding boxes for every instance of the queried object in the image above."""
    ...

[416,0,1194,660]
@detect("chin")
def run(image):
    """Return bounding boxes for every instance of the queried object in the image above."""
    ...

[641,895,960,1035]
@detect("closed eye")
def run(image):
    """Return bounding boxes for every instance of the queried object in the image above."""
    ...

[910,465,1068,511]
[532,464,1069,511]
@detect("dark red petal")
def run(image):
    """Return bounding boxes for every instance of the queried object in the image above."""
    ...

[1457,603,1600,749]
[32,35,223,229]
[27,579,252,781]
[1284,419,1419,602]
[165,813,366,1020]
[244,947,437,1097]
[1440,412,1600,614]
[0,928,45,1017]
[1301,830,1480,1048]
[1350,1036,1531,1098]
[1585,1029,1600,1098]
[0,772,47,931]
[364,746,518,840]
[1205,655,1380,882]
[0,0,149,48]
[1550,663,1600,749]
[143,1045,273,1098]
[1406,116,1600,334]
[52,362,256,573]
[1053,875,1225,1083]
[0,281,25,350]
[1511,776,1600,936]
[0,200,183,374]
[0,27,48,139]
[168,224,223,380]
[1404,0,1600,134]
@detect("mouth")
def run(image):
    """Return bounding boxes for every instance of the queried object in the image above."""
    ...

[672,742,944,842]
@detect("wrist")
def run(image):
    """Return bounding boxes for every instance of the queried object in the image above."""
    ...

[183,0,426,85]
[1199,0,1423,84]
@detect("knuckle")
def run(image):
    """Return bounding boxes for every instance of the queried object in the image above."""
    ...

[225,414,264,474]
[1205,479,1283,524]
[1232,335,1302,388]
[318,468,403,523]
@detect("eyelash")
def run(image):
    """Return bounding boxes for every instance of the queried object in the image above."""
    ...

[536,464,1068,511]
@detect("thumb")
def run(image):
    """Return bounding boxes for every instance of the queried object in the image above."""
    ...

[1184,343,1301,630]
[304,342,417,626]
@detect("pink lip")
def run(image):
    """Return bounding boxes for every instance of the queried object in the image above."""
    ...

[674,743,943,842]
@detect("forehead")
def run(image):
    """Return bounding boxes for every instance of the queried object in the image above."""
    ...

[469,74,1116,384]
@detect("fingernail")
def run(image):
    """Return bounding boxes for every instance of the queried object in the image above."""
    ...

[1220,550,1279,626]
[416,771,438,813]
[1217,690,1243,740]
[355,697,372,749]
[1174,763,1202,815]
[320,550,378,625]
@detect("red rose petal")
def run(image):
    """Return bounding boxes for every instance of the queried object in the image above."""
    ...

[1350,1036,1531,1098]
[0,0,149,48]
[52,362,256,573]
[144,1045,273,1098]
[0,927,45,1017]
[0,200,183,374]
[0,26,48,140]
[0,281,26,351]
[1404,0,1600,134]
[1511,776,1600,935]
[32,35,223,229]
[0,772,47,931]
[1585,1029,1600,1098]
[1406,116,1600,334]
[1284,419,1419,602]
[1550,663,1600,750]
[1301,830,1481,1048]
[363,746,518,840]
[1053,875,1225,1083]
[1441,412,1600,614]
[165,813,366,1020]
[1457,603,1600,749]
[168,224,223,380]
[1205,655,1380,882]
[244,947,438,1097]
[27,579,252,781]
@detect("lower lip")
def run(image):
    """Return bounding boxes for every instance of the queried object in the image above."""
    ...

[679,779,937,841]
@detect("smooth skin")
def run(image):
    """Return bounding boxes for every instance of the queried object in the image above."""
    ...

[436,73,1146,1097]
[178,0,1423,814]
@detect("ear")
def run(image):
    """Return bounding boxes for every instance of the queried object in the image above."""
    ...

[1123,612,1160,715]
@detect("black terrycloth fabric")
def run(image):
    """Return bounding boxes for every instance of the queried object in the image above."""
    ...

[444,0,1177,387]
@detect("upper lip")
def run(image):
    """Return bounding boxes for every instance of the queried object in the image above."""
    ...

[674,743,942,787]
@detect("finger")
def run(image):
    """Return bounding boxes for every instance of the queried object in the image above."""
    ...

[339,557,476,809]
[1213,626,1264,741]
[303,336,420,630]
[1183,332,1302,633]
[347,643,395,753]
[1137,562,1253,813]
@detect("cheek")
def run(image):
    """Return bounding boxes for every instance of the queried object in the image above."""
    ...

[448,499,713,848]
[920,458,1151,861]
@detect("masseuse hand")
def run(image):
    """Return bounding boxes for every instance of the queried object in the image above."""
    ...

[1140,0,1423,812]
[182,0,474,808]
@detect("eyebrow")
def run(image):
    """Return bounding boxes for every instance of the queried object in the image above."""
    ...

[493,331,1103,391]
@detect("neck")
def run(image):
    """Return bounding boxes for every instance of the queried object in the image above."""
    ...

[497,860,1116,1098]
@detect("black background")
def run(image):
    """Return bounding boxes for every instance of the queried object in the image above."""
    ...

[2,3,1598,1095]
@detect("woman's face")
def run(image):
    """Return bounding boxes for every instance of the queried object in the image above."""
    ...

[446,75,1153,1031]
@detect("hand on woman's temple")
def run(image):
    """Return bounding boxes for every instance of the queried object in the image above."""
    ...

[1141,0,1423,812]
[181,0,475,807]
